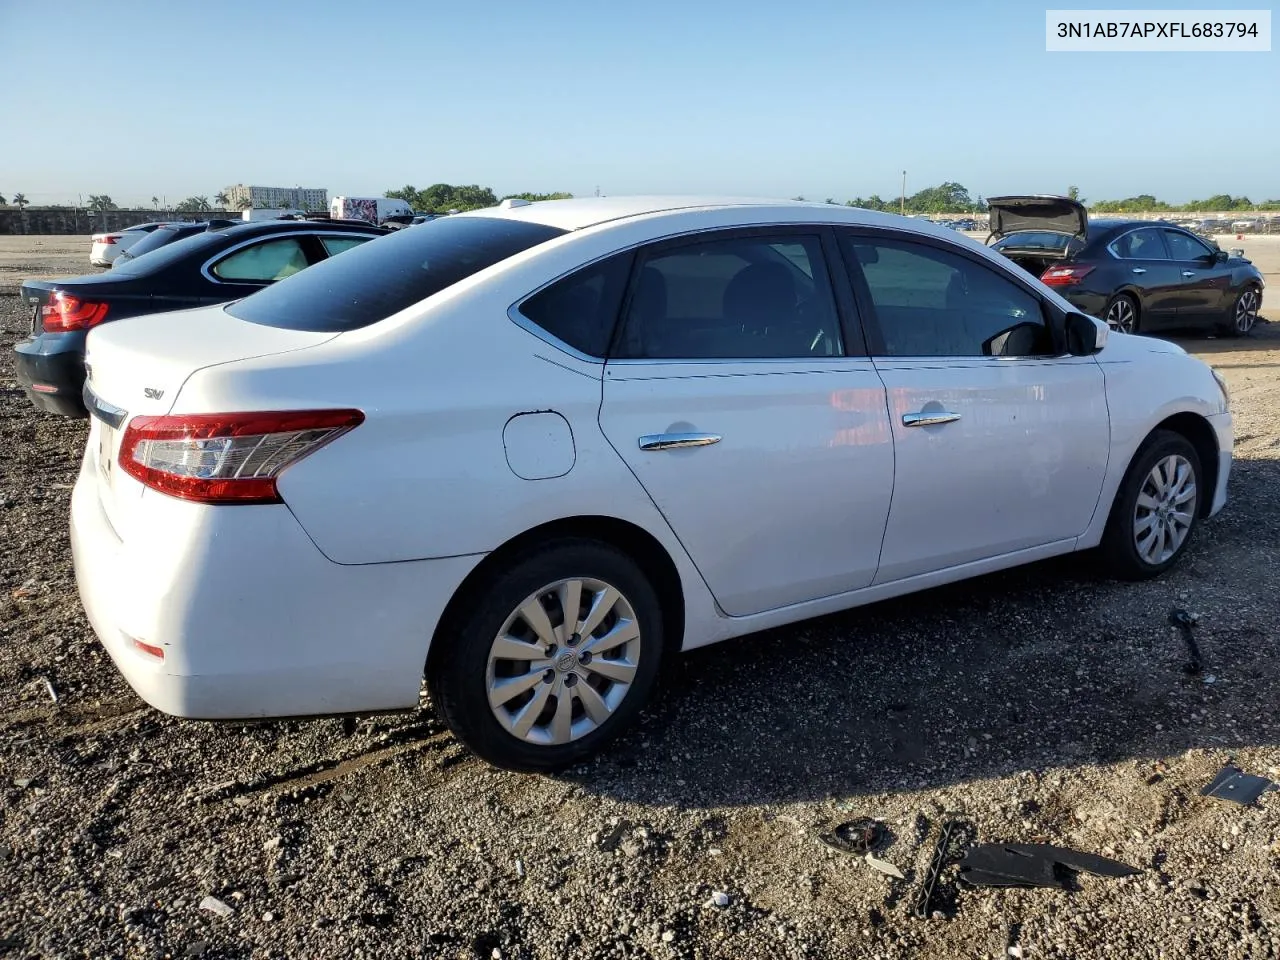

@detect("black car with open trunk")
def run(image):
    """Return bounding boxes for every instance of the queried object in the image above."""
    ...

[987,195,1264,338]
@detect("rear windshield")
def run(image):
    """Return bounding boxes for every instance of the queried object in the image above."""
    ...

[991,231,1078,253]
[111,227,214,272]
[226,216,566,332]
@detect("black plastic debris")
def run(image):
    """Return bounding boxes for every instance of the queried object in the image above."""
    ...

[958,843,1140,889]
[1201,764,1277,806]
[819,818,888,856]
[913,816,974,919]
[1169,608,1202,675]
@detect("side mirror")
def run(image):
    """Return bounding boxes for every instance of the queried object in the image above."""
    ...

[1065,311,1108,354]
[1214,249,1229,263]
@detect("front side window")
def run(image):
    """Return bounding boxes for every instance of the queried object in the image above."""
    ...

[1112,228,1169,260]
[212,237,310,282]
[1163,230,1214,261]
[518,253,632,357]
[320,235,374,257]
[846,235,1053,358]
[614,234,843,359]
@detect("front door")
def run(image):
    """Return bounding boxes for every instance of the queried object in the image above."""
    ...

[839,229,1111,583]
[1162,228,1232,321]
[598,229,895,617]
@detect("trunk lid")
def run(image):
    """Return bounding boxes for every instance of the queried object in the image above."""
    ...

[82,304,340,539]
[986,195,1088,242]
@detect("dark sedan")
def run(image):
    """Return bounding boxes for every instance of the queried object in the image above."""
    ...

[987,195,1265,337]
[112,219,238,267]
[15,219,387,416]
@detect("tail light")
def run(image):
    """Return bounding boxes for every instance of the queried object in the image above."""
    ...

[118,409,364,504]
[99,235,121,245]
[1040,264,1095,287]
[41,292,110,332]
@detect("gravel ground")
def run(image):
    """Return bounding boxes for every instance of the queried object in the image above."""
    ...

[1,240,1278,960]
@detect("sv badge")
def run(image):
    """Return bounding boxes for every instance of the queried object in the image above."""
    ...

[144,387,165,400]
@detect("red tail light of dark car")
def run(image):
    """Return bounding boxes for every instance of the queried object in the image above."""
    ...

[1040,264,1095,287]
[41,292,110,332]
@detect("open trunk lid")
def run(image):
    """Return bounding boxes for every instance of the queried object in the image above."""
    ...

[986,195,1088,242]
[82,304,340,540]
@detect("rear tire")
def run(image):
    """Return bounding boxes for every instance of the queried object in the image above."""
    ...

[427,539,664,772]
[1105,293,1140,334]
[1219,285,1260,338]
[1099,430,1202,581]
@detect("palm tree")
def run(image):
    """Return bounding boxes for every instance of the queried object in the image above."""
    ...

[214,191,228,209]
[240,198,254,212]
[0,194,6,205]
[151,196,159,210]
[13,193,28,210]
[195,196,210,212]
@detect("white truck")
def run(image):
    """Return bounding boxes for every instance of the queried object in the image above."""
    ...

[329,196,413,225]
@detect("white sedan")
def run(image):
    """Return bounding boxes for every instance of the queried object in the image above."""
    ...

[72,197,1233,771]
[90,222,171,267]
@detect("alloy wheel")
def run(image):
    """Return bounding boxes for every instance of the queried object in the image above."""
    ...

[1107,298,1136,333]
[485,577,642,745]
[1235,288,1259,334]
[1132,454,1197,565]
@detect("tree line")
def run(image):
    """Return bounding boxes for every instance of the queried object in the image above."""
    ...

[383,184,573,212]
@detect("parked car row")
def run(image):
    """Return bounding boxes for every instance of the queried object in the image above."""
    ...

[17,218,388,415]
[29,196,1235,772]
[987,195,1265,338]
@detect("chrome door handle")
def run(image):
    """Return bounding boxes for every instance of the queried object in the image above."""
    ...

[1131,267,1146,275]
[638,432,722,451]
[1181,271,1196,278]
[903,411,961,427]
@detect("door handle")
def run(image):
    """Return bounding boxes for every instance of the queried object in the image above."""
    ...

[1131,267,1146,275]
[1181,271,1196,278]
[638,432,722,451]
[903,411,962,427]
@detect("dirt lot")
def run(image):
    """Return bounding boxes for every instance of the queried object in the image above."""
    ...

[0,237,1277,960]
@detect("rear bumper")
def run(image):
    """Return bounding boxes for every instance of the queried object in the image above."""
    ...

[70,447,483,719]
[13,339,88,417]
[1207,411,1232,518]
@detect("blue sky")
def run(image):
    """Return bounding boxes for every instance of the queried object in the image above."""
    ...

[1,0,1275,207]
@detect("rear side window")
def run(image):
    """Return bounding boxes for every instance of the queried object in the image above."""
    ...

[1112,228,1168,260]
[228,217,565,332]
[517,254,632,357]
[211,237,310,282]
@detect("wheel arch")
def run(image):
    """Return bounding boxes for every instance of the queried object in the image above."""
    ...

[426,515,687,673]
[1148,411,1220,519]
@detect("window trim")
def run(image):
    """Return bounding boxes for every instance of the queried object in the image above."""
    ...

[1106,226,1172,261]
[837,226,1068,361]
[605,224,865,364]
[1160,227,1215,262]
[200,230,382,286]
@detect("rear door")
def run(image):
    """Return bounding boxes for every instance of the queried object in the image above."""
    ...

[1162,228,1232,320]
[1107,227,1182,326]
[840,228,1109,583]
[598,227,895,617]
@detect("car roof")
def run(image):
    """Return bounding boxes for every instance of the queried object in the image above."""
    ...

[207,219,386,237]
[453,195,962,234]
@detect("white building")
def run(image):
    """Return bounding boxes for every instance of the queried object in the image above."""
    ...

[222,184,328,212]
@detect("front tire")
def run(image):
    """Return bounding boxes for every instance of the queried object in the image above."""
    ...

[1099,430,1202,581]
[1105,293,1140,334]
[427,539,664,772]
[1219,285,1260,338]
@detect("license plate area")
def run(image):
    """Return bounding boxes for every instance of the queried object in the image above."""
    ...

[98,422,115,481]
